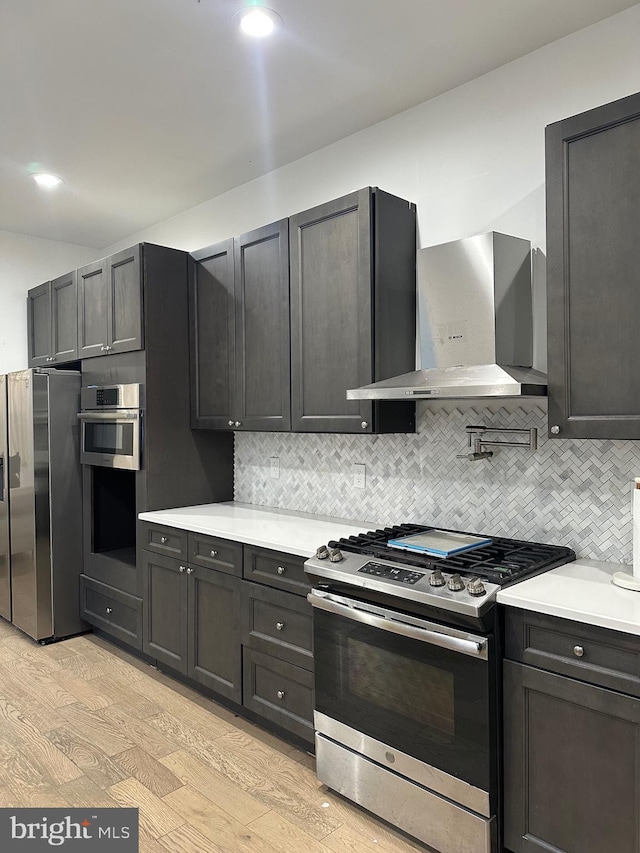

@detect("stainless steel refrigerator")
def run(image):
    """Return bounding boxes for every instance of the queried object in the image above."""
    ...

[0,368,84,641]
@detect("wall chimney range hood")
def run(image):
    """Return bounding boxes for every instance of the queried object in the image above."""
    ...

[347,231,547,401]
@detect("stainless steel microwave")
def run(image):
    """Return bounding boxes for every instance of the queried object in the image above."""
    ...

[78,384,143,470]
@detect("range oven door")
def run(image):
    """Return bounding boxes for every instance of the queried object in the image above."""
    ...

[309,589,496,803]
[78,409,141,470]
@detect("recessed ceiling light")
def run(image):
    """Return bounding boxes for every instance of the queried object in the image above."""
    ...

[238,7,281,38]
[32,173,64,189]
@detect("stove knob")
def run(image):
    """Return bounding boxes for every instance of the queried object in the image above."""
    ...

[329,548,343,562]
[447,574,465,592]
[429,569,446,587]
[467,578,487,597]
[315,545,330,560]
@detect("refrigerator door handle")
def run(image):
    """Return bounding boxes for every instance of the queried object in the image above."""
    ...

[0,455,3,502]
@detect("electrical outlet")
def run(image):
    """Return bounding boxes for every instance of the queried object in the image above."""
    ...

[353,463,366,489]
[270,457,280,479]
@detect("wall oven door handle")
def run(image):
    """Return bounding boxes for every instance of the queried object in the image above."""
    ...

[308,592,488,660]
[77,410,140,421]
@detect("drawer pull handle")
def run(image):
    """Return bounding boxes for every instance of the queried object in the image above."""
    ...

[276,690,285,700]
[210,550,218,558]
[277,566,285,575]
[160,536,168,544]
[179,565,186,573]
[573,645,584,658]
[106,607,113,614]
[276,622,285,631]
[186,567,194,575]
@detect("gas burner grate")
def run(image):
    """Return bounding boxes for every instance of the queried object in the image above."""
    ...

[329,524,575,586]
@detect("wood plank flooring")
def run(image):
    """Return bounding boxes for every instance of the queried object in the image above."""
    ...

[0,619,429,852]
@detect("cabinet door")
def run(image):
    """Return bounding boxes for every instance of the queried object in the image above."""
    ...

[51,270,78,363]
[234,219,291,431]
[27,282,52,367]
[107,244,144,354]
[142,551,188,674]
[503,660,640,853]
[187,565,241,702]
[546,92,640,439]
[290,189,373,432]
[78,258,109,358]
[189,240,235,429]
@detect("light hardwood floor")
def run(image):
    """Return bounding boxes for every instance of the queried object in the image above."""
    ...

[0,619,429,852]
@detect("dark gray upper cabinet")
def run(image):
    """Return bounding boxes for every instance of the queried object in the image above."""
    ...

[234,220,291,431]
[77,244,143,359]
[190,220,290,431]
[546,91,640,439]
[27,270,78,366]
[189,239,235,430]
[289,187,416,433]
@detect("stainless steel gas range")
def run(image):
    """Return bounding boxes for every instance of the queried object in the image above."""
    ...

[304,524,575,853]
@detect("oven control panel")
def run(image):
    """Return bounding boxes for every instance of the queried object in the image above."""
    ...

[358,561,424,585]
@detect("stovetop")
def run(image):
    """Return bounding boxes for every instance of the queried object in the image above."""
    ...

[304,524,575,621]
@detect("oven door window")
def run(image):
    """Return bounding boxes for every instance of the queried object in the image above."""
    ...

[84,421,134,456]
[313,608,492,791]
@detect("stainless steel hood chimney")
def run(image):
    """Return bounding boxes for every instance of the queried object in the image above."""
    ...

[347,231,547,400]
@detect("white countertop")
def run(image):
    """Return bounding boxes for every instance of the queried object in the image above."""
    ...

[497,559,640,636]
[138,502,383,558]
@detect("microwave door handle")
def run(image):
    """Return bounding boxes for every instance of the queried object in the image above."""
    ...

[308,593,487,660]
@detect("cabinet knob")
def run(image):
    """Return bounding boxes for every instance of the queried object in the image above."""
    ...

[105,345,112,352]
[550,425,560,435]
[160,536,168,544]
[234,421,242,428]
[276,566,286,575]
[105,607,113,614]
[361,421,369,429]
[276,622,285,631]
[276,690,285,700]
[179,565,186,573]
[210,549,218,558]
[100,345,106,352]
[573,645,584,658]
[186,567,194,575]
[228,420,234,427]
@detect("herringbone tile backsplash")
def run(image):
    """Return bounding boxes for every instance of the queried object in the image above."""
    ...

[234,404,640,564]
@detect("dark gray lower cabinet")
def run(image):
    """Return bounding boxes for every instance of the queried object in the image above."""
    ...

[242,648,314,743]
[503,610,640,853]
[142,550,242,703]
[137,525,313,745]
[80,575,143,650]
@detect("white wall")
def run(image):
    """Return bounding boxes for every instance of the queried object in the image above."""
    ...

[0,231,97,373]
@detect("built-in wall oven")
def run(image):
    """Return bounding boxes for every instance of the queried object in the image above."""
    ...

[79,384,143,470]
[305,525,575,853]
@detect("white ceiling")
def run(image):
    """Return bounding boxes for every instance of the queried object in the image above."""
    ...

[1,0,637,249]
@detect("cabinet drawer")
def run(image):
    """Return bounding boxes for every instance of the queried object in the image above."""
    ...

[242,647,314,744]
[188,533,242,576]
[242,583,313,670]
[143,523,187,559]
[504,607,640,697]
[243,546,309,596]
[80,575,143,650]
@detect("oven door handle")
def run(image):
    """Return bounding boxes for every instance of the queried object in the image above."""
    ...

[308,593,488,660]
[77,410,140,421]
